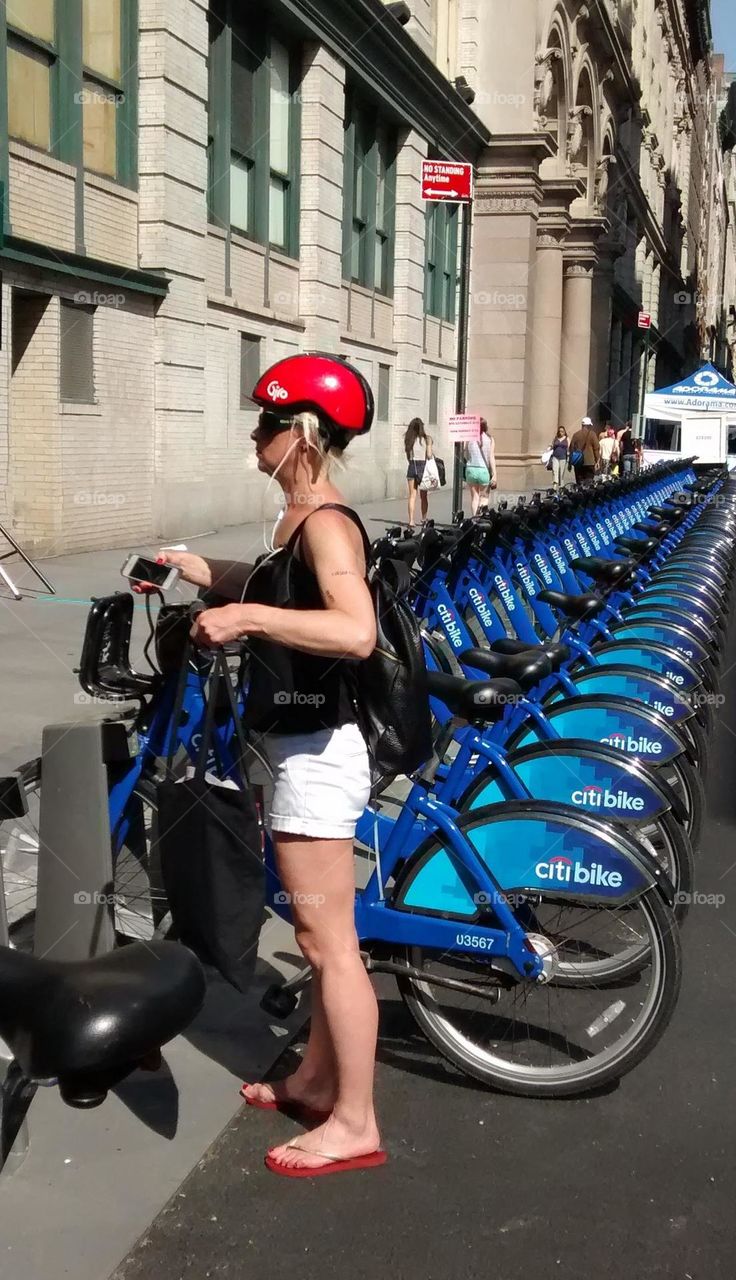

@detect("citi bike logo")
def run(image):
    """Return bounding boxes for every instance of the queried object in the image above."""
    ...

[494,575,517,613]
[469,587,495,630]
[587,528,601,551]
[665,670,685,686]
[549,544,567,574]
[267,379,289,401]
[534,854,623,889]
[534,554,554,586]
[653,699,675,718]
[437,602,464,649]
[570,783,645,813]
[516,563,537,597]
[601,732,663,756]
[564,538,578,560]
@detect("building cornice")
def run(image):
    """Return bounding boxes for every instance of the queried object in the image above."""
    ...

[0,236,169,297]
[269,0,490,161]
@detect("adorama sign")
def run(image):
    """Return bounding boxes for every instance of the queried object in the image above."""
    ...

[637,312,652,330]
[449,414,482,442]
[421,160,473,203]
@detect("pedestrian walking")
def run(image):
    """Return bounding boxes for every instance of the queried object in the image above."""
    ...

[405,417,433,529]
[598,426,618,477]
[549,426,569,491]
[464,418,496,515]
[568,416,600,485]
[617,421,636,476]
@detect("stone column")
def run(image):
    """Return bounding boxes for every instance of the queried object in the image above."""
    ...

[558,222,604,428]
[526,179,583,459]
[392,129,429,482]
[299,45,346,352]
[467,133,555,490]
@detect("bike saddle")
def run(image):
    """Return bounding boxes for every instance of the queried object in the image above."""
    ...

[634,521,670,537]
[0,941,206,1107]
[425,671,521,722]
[648,506,680,522]
[489,637,571,669]
[572,557,636,588]
[615,535,658,554]
[537,589,604,621]
[459,647,552,688]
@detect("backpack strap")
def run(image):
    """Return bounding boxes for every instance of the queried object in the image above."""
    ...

[286,502,371,565]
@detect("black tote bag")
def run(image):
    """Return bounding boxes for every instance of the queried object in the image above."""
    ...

[157,647,265,994]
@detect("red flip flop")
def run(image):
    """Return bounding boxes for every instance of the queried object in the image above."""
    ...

[240,1083,331,1126]
[265,1142,388,1178]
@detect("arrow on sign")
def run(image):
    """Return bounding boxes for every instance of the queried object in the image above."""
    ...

[425,188,459,197]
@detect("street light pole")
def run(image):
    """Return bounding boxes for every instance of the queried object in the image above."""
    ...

[453,199,473,516]
[637,326,651,435]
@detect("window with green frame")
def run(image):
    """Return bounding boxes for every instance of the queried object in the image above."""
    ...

[425,200,459,322]
[342,95,397,295]
[6,0,137,185]
[207,7,301,257]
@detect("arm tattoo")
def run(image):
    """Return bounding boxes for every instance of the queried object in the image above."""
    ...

[330,570,360,578]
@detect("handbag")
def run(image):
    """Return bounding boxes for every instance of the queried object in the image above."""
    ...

[569,448,584,467]
[435,456,447,487]
[156,647,265,993]
[541,448,553,465]
[419,457,441,491]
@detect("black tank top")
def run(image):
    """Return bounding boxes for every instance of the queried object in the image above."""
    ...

[241,504,370,736]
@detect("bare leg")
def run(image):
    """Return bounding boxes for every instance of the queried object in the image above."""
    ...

[407,479,417,527]
[469,484,481,516]
[419,489,429,521]
[266,833,380,1170]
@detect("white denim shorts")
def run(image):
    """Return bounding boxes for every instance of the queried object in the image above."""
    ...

[249,722,371,840]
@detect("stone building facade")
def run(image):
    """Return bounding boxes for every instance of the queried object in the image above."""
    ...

[0,0,486,555]
[0,0,729,553]
[448,0,720,487]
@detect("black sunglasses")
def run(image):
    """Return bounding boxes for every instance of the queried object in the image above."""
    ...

[256,410,294,436]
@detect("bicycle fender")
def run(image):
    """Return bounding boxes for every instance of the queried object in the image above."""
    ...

[461,802,674,908]
[507,695,686,764]
[467,740,677,824]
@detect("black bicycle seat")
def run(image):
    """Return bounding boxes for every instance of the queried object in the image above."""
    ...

[425,671,521,722]
[615,535,658,554]
[0,941,206,1106]
[459,647,552,688]
[572,557,635,588]
[490,637,571,669]
[537,589,604,621]
[648,506,680,522]
[634,521,670,537]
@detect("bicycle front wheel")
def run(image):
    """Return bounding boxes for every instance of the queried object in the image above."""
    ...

[397,887,681,1098]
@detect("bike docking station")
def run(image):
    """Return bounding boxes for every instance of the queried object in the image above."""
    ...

[33,720,131,962]
[0,775,32,1177]
[0,521,55,600]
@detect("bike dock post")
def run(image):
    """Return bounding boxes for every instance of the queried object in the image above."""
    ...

[33,721,130,962]
[0,776,30,1177]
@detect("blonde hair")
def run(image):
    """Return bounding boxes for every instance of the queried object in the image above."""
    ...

[292,411,346,475]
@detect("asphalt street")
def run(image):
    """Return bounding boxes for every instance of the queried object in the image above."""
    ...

[112,603,736,1279]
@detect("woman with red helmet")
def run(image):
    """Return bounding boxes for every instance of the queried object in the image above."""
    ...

[160,354,386,1177]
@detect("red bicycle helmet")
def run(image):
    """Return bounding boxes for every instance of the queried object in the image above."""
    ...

[251,353,374,436]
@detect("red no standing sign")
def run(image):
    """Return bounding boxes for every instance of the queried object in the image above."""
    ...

[421,160,473,203]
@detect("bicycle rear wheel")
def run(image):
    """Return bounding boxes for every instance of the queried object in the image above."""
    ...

[397,889,681,1098]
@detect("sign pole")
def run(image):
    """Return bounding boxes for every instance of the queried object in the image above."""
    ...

[453,199,473,516]
[637,327,650,434]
